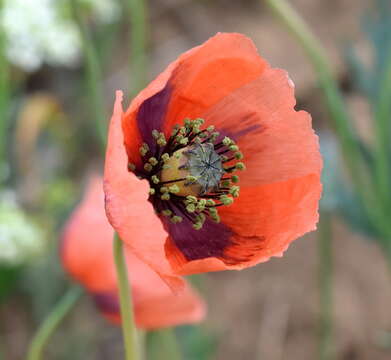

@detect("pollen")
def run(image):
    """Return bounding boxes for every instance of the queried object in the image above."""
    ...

[129,118,245,230]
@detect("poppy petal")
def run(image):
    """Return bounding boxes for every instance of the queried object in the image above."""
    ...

[202,67,321,187]
[61,175,117,292]
[62,176,205,328]
[162,33,267,134]
[92,250,206,329]
[104,91,183,290]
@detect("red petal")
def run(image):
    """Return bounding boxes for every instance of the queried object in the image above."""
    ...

[104,91,183,290]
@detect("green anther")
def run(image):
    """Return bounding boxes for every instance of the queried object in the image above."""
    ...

[234,152,243,160]
[175,152,181,159]
[206,199,215,206]
[152,129,159,139]
[148,157,158,166]
[179,137,189,145]
[157,137,167,146]
[231,175,239,183]
[221,155,228,162]
[211,213,221,223]
[151,175,160,184]
[229,145,239,151]
[221,180,230,187]
[192,213,206,230]
[196,199,207,212]
[223,136,233,146]
[139,143,149,156]
[230,186,240,198]
[162,209,172,217]
[186,175,198,183]
[128,163,136,171]
[195,118,205,125]
[169,185,180,194]
[184,118,191,127]
[186,203,196,213]
[161,153,170,162]
[171,216,183,224]
[197,213,206,222]
[149,188,156,195]
[179,126,187,135]
[192,125,201,134]
[161,193,170,201]
[199,132,208,138]
[207,125,215,132]
[208,207,217,215]
[160,186,169,193]
[235,162,246,171]
[144,163,153,172]
[193,222,202,230]
[220,195,234,205]
[210,132,220,141]
[186,195,198,204]
[193,137,202,144]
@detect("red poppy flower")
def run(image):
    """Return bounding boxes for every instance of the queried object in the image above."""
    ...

[104,33,322,290]
[61,176,206,329]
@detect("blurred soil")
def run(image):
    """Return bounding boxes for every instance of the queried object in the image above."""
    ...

[3,0,391,359]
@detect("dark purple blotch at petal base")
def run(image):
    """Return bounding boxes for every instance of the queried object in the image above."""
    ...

[163,215,233,261]
[136,83,173,154]
[93,292,120,316]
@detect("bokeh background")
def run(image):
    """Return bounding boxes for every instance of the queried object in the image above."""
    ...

[1,0,391,359]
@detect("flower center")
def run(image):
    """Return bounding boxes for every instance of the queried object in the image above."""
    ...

[128,118,245,230]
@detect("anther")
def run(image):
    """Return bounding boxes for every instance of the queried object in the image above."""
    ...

[148,157,158,166]
[151,175,160,184]
[139,143,149,156]
[171,215,183,224]
[161,193,170,201]
[162,209,172,217]
[144,163,153,172]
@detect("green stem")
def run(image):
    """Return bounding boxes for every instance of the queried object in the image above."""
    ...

[0,0,11,170]
[264,0,391,239]
[113,234,139,360]
[318,212,334,360]
[373,47,391,212]
[27,286,83,360]
[70,0,107,149]
[264,0,360,181]
[121,0,148,95]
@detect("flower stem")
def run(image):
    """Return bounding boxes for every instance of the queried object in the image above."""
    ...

[318,212,334,360]
[27,286,83,360]
[113,233,139,360]
[373,47,391,213]
[121,0,148,95]
[264,0,360,180]
[0,0,11,169]
[70,0,107,149]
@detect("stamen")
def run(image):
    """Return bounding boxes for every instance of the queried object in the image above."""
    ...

[141,119,245,229]
[139,143,149,156]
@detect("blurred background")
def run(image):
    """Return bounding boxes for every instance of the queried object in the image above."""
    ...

[1,0,391,359]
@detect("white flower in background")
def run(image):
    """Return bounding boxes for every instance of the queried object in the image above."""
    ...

[0,0,120,72]
[0,191,45,266]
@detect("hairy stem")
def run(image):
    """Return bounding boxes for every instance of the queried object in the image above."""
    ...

[113,233,139,360]
[27,286,83,360]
